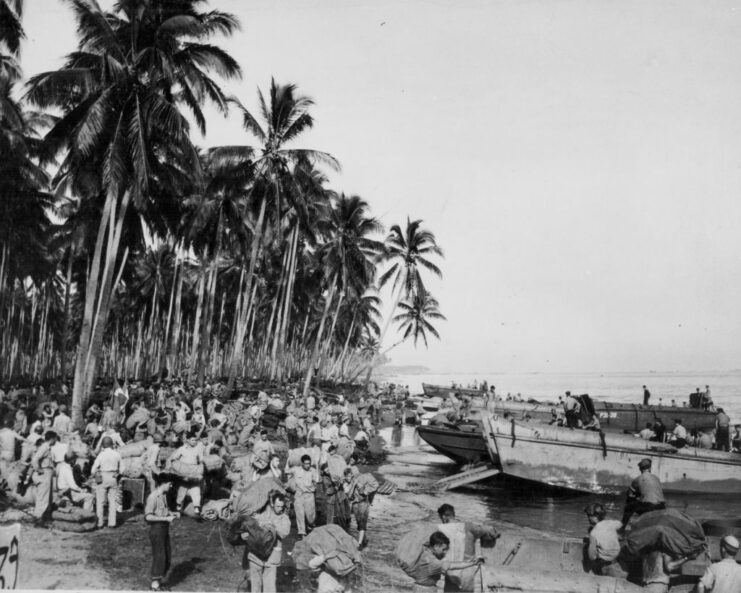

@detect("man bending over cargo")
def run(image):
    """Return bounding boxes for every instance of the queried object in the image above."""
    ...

[437,504,499,592]
[411,531,485,593]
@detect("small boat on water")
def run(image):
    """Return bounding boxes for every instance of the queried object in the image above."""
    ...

[422,383,486,398]
[416,422,490,464]
[482,414,741,495]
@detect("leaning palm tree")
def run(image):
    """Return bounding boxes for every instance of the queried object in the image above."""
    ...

[26,0,241,427]
[365,218,443,386]
[392,289,446,348]
[208,79,339,393]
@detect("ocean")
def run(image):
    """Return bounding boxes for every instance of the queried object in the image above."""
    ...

[387,369,741,423]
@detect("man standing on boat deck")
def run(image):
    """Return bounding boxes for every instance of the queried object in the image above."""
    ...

[714,408,731,452]
[643,385,651,406]
[623,458,665,525]
[696,535,741,593]
[563,392,581,429]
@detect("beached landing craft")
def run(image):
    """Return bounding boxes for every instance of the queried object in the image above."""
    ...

[422,383,485,398]
[415,396,717,465]
[482,415,741,495]
[416,422,490,464]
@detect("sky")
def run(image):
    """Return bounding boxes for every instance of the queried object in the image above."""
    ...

[18,0,741,373]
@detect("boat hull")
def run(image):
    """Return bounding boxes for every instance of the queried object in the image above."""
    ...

[485,416,741,495]
[422,383,485,398]
[416,424,490,464]
[482,400,716,433]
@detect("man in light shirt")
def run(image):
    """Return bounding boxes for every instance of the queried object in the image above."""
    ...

[669,419,688,448]
[52,405,73,435]
[91,436,122,528]
[0,422,24,474]
[289,454,317,538]
[697,535,741,593]
[31,430,58,522]
[253,430,275,458]
[584,503,627,578]
[638,423,655,440]
[57,452,94,511]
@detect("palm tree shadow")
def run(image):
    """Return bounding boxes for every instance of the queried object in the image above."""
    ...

[166,557,205,587]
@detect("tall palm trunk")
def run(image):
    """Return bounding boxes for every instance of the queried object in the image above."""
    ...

[60,247,74,385]
[189,266,207,382]
[196,259,218,386]
[302,277,337,397]
[332,308,357,380]
[226,193,267,395]
[165,250,185,377]
[316,289,344,378]
[71,188,131,428]
[160,249,179,378]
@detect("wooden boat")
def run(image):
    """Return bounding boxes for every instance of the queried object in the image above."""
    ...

[416,422,490,464]
[482,415,741,495]
[422,383,486,398]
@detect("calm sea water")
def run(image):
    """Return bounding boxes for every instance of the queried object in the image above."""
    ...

[375,370,741,539]
[387,370,741,423]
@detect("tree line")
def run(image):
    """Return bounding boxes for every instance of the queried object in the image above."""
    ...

[0,0,445,426]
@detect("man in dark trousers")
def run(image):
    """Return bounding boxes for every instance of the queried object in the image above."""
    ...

[715,408,731,452]
[622,458,665,524]
[643,385,651,406]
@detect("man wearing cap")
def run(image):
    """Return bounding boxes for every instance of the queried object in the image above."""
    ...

[623,458,665,524]
[697,535,741,592]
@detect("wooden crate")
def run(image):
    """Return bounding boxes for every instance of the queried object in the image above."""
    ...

[120,478,147,510]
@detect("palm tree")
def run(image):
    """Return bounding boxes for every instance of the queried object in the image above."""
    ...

[0,0,23,64]
[365,218,443,385]
[302,193,383,395]
[392,289,445,348]
[330,289,381,380]
[208,79,339,393]
[25,0,241,427]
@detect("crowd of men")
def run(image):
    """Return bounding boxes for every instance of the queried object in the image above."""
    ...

[0,378,404,592]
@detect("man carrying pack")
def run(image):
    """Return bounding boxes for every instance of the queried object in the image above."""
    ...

[411,531,484,593]
[343,467,378,550]
[437,503,498,592]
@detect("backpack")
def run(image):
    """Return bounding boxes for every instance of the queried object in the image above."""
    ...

[394,523,438,576]
[294,524,361,577]
[226,516,277,562]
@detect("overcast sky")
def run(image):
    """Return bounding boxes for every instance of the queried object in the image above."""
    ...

[20,0,741,373]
